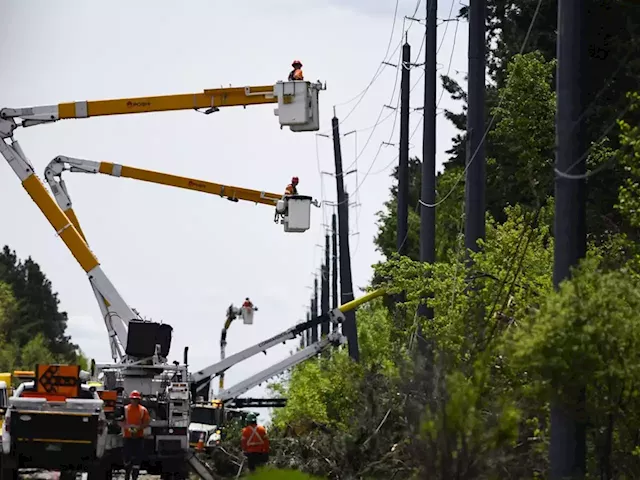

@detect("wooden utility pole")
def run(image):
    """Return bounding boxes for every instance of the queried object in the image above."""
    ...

[332,115,359,361]
[551,0,587,476]
[397,40,411,255]
[331,213,339,331]
[465,0,487,254]
[311,276,318,343]
[419,0,438,326]
[321,234,330,337]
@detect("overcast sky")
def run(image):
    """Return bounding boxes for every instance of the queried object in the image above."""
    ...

[0,0,468,421]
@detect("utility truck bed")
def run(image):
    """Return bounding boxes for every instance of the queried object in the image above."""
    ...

[1,366,107,479]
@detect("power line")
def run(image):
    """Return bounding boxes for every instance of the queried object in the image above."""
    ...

[331,0,401,117]
[554,102,633,180]
[344,3,462,196]
[418,0,545,209]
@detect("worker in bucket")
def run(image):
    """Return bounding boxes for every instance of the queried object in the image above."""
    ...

[285,176,299,196]
[121,390,150,480]
[288,60,304,81]
[241,412,270,471]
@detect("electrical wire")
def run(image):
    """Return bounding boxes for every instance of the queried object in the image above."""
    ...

[418,0,544,209]
[340,41,404,173]
[409,0,458,95]
[331,0,401,116]
[554,102,633,180]
[345,0,461,198]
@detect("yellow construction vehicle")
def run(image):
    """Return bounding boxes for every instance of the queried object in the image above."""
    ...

[0,79,324,363]
[0,79,325,480]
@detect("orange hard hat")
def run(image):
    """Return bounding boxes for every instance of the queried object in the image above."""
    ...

[129,390,141,399]
[292,60,302,67]
[291,176,299,184]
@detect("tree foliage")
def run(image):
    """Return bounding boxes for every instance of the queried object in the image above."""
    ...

[255,10,640,474]
[0,247,85,373]
[0,245,78,360]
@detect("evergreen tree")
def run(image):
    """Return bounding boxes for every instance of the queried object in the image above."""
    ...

[0,246,77,360]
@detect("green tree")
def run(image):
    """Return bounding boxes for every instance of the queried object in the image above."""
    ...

[0,281,18,334]
[20,333,57,370]
[488,51,556,216]
[616,92,640,227]
[511,257,640,478]
[374,162,465,264]
[0,246,77,360]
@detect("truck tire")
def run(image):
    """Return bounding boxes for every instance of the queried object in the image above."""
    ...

[161,464,188,480]
[87,458,112,480]
[0,455,16,480]
[0,467,16,480]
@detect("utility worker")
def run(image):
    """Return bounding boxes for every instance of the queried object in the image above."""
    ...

[241,413,270,472]
[285,176,299,196]
[242,298,253,309]
[288,60,304,81]
[121,390,150,480]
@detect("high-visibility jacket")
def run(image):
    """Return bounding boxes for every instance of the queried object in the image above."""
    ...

[243,300,253,308]
[288,68,304,81]
[241,424,270,453]
[284,184,298,196]
[123,403,150,438]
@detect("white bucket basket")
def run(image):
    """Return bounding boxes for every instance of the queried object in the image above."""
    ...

[284,195,312,233]
[242,307,254,325]
[273,81,322,132]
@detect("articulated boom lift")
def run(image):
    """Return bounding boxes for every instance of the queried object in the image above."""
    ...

[0,80,324,479]
[0,79,323,364]
[44,155,319,237]
[186,290,385,452]
[189,289,385,400]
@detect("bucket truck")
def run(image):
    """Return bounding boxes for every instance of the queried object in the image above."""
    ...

[0,80,325,480]
[186,289,385,451]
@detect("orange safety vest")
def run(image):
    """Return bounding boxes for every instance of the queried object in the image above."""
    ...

[123,404,150,438]
[241,424,270,453]
[288,68,304,81]
[284,184,298,196]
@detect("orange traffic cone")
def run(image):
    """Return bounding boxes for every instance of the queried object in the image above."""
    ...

[196,432,205,452]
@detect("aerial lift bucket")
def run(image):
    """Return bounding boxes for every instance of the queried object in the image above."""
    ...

[242,307,254,325]
[274,81,322,132]
[284,195,312,233]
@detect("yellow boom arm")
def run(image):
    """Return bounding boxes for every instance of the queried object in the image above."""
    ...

[0,80,323,132]
[44,156,313,240]
[0,79,324,361]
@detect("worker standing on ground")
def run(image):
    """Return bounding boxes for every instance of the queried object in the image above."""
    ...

[285,176,299,196]
[121,390,150,480]
[241,413,270,472]
[288,60,304,81]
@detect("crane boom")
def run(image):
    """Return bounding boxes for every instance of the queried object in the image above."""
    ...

[0,81,324,132]
[218,331,346,403]
[46,156,283,208]
[0,79,324,363]
[0,140,132,360]
[45,156,316,242]
[189,288,385,396]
